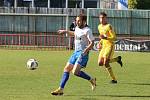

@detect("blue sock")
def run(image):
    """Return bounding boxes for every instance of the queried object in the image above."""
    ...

[76,71,91,80]
[60,72,69,89]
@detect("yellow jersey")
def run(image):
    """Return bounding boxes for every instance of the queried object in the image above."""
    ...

[98,24,116,46]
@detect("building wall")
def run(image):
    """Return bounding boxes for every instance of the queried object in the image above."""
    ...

[1,0,98,8]
[100,0,118,9]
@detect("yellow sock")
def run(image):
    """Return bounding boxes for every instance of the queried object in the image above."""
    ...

[106,67,117,81]
[109,57,118,63]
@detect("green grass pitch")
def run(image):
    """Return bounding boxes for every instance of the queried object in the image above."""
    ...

[0,49,150,100]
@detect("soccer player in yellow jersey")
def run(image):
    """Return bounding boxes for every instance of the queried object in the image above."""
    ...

[98,12,123,84]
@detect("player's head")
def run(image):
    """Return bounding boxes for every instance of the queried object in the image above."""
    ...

[76,14,87,28]
[99,12,107,24]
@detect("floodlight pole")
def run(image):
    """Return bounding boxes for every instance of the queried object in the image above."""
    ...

[97,0,100,8]
[48,0,50,8]
[14,0,17,8]
[87,8,89,25]
[81,0,84,8]
[65,0,68,8]
[31,0,34,8]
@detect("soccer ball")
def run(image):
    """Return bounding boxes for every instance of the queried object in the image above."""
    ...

[26,59,38,70]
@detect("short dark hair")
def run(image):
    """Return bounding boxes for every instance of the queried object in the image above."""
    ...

[100,12,107,17]
[77,14,87,22]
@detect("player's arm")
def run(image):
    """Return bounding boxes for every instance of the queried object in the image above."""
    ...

[57,29,74,36]
[99,25,116,41]
[107,25,116,41]
[83,30,95,55]
[98,39,103,49]
[98,25,107,40]
[83,40,94,55]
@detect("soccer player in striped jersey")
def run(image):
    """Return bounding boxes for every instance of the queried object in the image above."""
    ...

[98,12,123,84]
[51,14,96,95]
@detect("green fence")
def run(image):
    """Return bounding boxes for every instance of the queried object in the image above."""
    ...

[0,13,68,33]
[0,8,150,36]
[87,8,150,35]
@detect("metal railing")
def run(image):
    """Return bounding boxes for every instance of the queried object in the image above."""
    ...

[0,33,74,50]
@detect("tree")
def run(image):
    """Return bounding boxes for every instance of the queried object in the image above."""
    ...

[0,0,3,7]
[128,0,150,9]
[136,0,150,9]
[128,0,137,9]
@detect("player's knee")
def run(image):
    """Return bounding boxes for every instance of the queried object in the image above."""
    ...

[104,59,110,67]
[98,62,103,66]
[64,67,71,72]
[72,70,79,76]
[63,64,73,72]
[98,58,104,66]
[98,61,104,66]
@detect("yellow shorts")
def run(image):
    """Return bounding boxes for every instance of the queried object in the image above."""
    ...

[99,44,114,59]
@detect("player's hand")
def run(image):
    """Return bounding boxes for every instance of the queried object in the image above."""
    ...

[99,34,107,39]
[97,42,102,50]
[57,30,67,34]
[82,49,89,56]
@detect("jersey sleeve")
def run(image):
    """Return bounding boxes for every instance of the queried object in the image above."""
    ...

[107,24,116,41]
[86,29,95,42]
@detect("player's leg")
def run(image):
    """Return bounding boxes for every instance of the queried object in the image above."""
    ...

[51,51,77,95]
[104,46,117,83]
[109,56,123,67]
[59,63,73,89]
[72,53,96,91]
[108,44,123,66]
[51,63,73,95]
[98,48,105,66]
[72,64,96,91]
[117,56,123,67]
[104,59,117,83]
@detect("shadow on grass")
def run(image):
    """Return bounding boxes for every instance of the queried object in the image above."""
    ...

[100,95,150,98]
[80,98,98,100]
[65,94,150,98]
[122,82,150,86]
